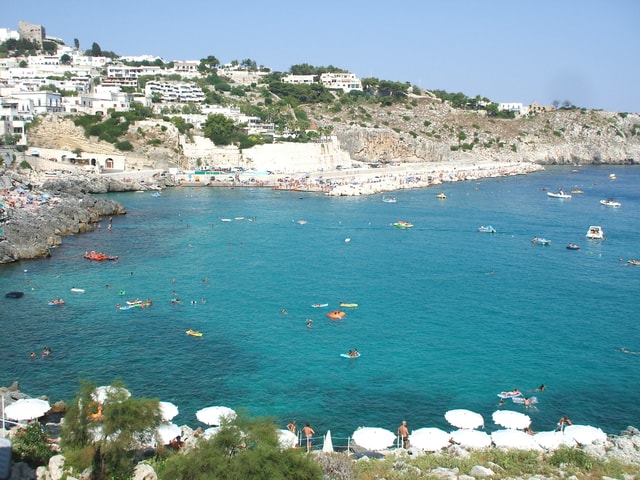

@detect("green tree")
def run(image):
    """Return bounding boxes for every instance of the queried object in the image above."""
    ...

[60,53,71,64]
[158,413,323,480]
[11,423,53,468]
[74,38,80,49]
[198,55,220,75]
[90,42,102,57]
[203,114,237,145]
[60,381,162,480]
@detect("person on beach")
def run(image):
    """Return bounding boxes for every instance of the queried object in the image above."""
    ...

[287,419,296,434]
[302,422,315,452]
[398,420,410,448]
[557,416,572,431]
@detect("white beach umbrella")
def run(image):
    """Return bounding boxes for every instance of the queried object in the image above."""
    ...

[159,401,179,421]
[491,429,541,450]
[351,427,396,451]
[450,429,492,449]
[4,398,51,421]
[533,431,577,451]
[563,425,607,445]
[92,386,130,403]
[157,423,181,445]
[278,429,298,449]
[409,427,451,451]
[492,410,532,430]
[196,406,236,426]
[323,430,334,452]
[445,409,484,430]
[202,426,221,440]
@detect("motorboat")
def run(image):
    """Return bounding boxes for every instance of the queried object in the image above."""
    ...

[532,237,551,245]
[600,198,621,207]
[586,226,605,240]
[628,259,640,266]
[547,189,572,199]
[5,291,24,298]
[609,173,617,180]
[478,225,496,233]
[566,243,581,250]
[393,221,413,229]
[382,196,397,203]
[84,251,118,261]
[436,193,447,199]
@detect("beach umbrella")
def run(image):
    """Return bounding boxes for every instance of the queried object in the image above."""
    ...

[409,427,451,451]
[533,431,576,451]
[450,429,492,449]
[159,401,179,421]
[492,410,531,430]
[491,429,541,450]
[563,425,607,445]
[157,423,181,445]
[278,429,297,449]
[351,427,396,451]
[445,409,484,430]
[323,430,334,452]
[4,398,51,421]
[92,386,130,404]
[196,406,236,426]
[202,427,221,440]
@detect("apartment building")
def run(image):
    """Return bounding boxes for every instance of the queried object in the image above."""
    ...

[145,81,205,103]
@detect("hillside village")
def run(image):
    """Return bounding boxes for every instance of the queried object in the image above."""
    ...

[1,20,640,178]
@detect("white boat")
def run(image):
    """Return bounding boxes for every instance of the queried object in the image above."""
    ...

[586,225,605,240]
[547,190,572,199]
[532,237,551,245]
[478,225,496,233]
[609,173,617,180]
[382,196,397,203]
[600,199,621,207]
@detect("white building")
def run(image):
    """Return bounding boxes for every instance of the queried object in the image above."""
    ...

[498,102,528,115]
[0,98,27,145]
[0,28,20,43]
[145,80,205,103]
[319,72,363,93]
[7,91,63,115]
[282,74,317,85]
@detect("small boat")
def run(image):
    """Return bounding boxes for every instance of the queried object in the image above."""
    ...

[586,225,605,240]
[326,310,346,320]
[48,299,65,305]
[341,351,361,359]
[547,190,572,199]
[436,193,447,199]
[478,225,496,233]
[84,251,118,261]
[393,221,413,229]
[532,237,551,245]
[566,243,581,250]
[186,329,203,337]
[609,173,617,180]
[311,303,329,308]
[221,218,232,222]
[151,192,161,197]
[70,288,85,293]
[339,302,358,308]
[296,219,308,225]
[627,259,640,266]
[5,291,24,299]
[600,199,621,207]
[382,196,397,203]
[570,189,584,194]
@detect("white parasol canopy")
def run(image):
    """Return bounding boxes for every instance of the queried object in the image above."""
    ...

[196,406,236,426]
[323,430,334,452]
[491,429,541,450]
[351,427,396,451]
[533,431,577,450]
[278,429,297,449]
[202,426,221,440]
[92,386,130,404]
[157,423,181,445]
[450,429,492,449]
[445,409,484,429]
[409,427,451,451]
[159,401,179,421]
[4,398,51,421]
[492,410,532,430]
[563,425,607,445]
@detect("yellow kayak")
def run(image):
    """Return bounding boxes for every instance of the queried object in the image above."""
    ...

[186,329,202,337]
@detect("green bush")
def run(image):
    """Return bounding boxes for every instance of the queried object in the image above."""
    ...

[11,423,53,468]
[115,140,134,151]
[19,160,32,169]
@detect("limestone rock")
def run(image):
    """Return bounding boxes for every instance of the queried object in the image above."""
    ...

[132,463,157,480]
[470,465,495,477]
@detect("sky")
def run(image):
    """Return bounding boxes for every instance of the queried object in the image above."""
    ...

[4,0,640,113]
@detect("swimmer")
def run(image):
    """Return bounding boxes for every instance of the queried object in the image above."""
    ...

[306,319,313,329]
[530,384,546,392]
[281,308,287,315]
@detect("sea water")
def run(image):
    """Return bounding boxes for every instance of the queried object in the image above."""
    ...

[1,165,639,441]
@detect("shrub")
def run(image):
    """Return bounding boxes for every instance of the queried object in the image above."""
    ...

[115,140,133,151]
[11,423,53,468]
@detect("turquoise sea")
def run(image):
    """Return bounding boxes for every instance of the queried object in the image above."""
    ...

[1,165,639,442]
